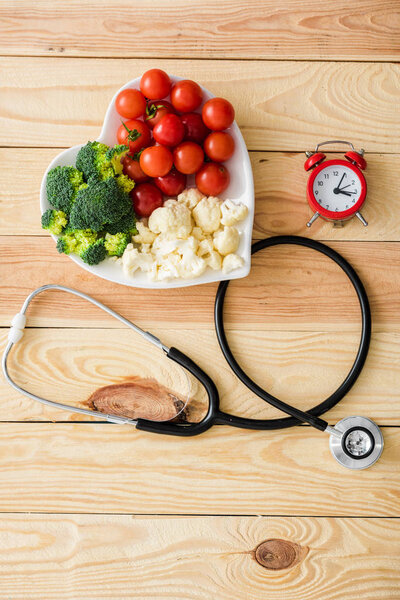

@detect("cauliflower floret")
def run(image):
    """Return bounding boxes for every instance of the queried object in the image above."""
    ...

[152,234,199,258]
[213,226,240,256]
[197,238,222,271]
[192,226,207,241]
[192,197,221,233]
[156,254,181,281]
[178,187,204,210]
[132,221,157,245]
[222,253,244,274]
[178,251,207,279]
[148,203,192,239]
[122,245,154,276]
[220,199,248,226]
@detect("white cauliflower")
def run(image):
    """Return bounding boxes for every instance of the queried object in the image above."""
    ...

[220,199,248,226]
[213,226,240,256]
[197,239,222,271]
[132,221,157,245]
[178,251,207,279]
[222,253,244,274]
[148,202,192,239]
[178,187,204,210]
[192,197,221,233]
[122,245,154,276]
[192,226,207,241]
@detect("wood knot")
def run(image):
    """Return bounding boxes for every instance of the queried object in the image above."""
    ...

[254,538,308,570]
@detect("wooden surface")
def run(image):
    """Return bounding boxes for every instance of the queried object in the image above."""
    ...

[0,1,399,598]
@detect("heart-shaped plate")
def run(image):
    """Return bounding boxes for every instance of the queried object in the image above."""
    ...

[40,75,254,288]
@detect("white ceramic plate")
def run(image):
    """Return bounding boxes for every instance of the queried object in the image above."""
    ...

[40,75,254,288]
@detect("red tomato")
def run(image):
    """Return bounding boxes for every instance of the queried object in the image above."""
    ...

[171,80,203,113]
[173,142,204,175]
[204,132,235,162]
[154,169,187,196]
[153,113,185,147]
[122,155,150,184]
[195,162,230,196]
[145,100,175,129]
[131,183,163,218]
[115,89,146,119]
[140,69,171,100]
[180,112,210,144]
[202,98,235,131]
[140,145,173,178]
[117,119,152,153]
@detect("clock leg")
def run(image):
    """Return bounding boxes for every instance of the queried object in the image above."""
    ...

[306,212,320,228]
[356,212,368,226]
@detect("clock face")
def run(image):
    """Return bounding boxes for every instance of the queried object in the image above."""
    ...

[312,163,363,214]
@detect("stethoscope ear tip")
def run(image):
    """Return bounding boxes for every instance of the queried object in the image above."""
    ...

[329,416,384,470]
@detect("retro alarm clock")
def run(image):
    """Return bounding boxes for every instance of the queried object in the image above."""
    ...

[304,140,367,228]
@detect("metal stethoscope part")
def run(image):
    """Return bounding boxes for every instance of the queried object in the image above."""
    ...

[2,237,384,469]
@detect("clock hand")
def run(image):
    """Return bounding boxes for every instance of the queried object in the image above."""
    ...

[338,184,351,190]
[337,173,345,189]
[336,190,353,197]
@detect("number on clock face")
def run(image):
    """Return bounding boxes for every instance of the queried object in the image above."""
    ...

[312,164,362,213]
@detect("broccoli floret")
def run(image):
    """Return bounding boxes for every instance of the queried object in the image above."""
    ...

[105,206,137,235]
[79,238,107,265]
[41,209,68,235]
[69,177,132,232]
[46,166,86,214]
[105,144,129,175]
[76,141,114,181]
[104,232,130,257]
[56,229,78,255]
[115,173,135,194]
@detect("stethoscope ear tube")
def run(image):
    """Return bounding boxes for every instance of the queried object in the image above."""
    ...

[214,235,372,432]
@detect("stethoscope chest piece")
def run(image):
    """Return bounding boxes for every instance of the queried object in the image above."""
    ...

[329,416,384,470]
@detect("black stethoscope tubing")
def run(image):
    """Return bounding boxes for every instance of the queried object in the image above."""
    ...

[137,235,371,437]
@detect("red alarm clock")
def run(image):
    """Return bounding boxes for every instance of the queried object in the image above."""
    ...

[304,140,367,228]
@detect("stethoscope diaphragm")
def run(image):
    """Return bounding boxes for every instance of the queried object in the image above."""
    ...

[329,416,384,469]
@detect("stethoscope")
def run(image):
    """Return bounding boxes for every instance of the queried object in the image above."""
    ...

[2,236,384,470]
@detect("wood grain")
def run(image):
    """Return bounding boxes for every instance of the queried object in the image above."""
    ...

[1,58,399,151]
[0,515,398,599]
[1,328,400,424]
[0,0,399,61]
[0,423,398,515]
[0,238,399,330]
[2,148,399,241]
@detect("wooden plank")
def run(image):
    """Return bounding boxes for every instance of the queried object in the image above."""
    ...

[0,423,398,515]
[1,148,399,241]
[0,514,398,599]
[1,328,400,425]
[1,58,399,151]
[0,0,399,61]
[0,238,399,330]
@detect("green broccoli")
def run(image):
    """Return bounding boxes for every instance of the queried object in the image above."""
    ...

[79,238,107,265]
[104,232,130,257]
[115,173,135,194]
[69,177,132,232]
[76,141,114,182]
[46,166,86,214]
[41,209,68,235]
[105,144,129,175]
[105,206,137,235]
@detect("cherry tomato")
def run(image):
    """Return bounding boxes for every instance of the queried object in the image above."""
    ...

[140,145,173,178]
[131,183,163,218]
[202,98,235,131]
[180,112,210,144]
[115,89,146,119]
[173,141,204,175]
[204,132,235,162]
[117,119,152,153]
[145,100,175,129]
[140,69,171,100]
[153,113,185,147]
[122,155,150,184]
[154,169,187,196]
[171,80,203,113]
[195,162,230,196]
